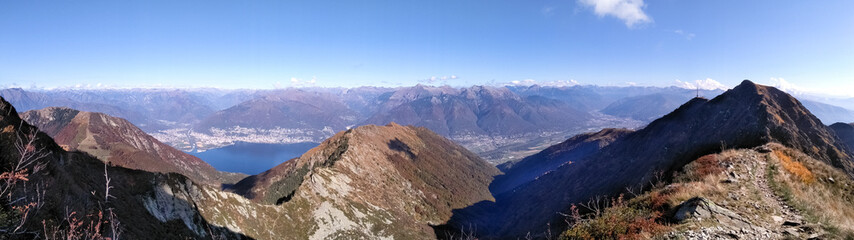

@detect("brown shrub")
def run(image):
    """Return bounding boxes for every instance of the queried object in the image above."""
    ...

[561,195,669,240]
[646,184,688,211]
[680,154,723,182]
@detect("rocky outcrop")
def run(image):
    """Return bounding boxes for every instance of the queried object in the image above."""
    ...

[674,197,748,226]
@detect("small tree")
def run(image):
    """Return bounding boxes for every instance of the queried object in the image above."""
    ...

[0,126,50,236]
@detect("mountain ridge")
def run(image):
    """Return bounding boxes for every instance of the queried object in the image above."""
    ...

[444,80,854,238]
[226,122,501,237]
[20,107,244,186]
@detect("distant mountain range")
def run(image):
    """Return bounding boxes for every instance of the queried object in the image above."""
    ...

[801,100,854,125]
[1,80,853,239]
[3,85,852,164]
[0,87,263,131]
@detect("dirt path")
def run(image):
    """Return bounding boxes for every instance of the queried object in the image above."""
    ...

[752,151,803,225]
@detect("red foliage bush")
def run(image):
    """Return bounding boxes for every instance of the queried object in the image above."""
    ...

[684,154,723,181]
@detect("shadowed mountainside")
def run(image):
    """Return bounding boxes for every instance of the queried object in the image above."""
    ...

[831,122,854,153]
[491,128,633,195]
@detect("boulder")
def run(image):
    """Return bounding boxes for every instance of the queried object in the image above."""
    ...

[674,197,750,228]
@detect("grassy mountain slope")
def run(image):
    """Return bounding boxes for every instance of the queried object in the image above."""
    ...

[20,107,244,186]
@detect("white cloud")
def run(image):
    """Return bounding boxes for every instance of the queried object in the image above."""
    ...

[762,77,854,98]
[767,77,803,94]
[507,79,537,86]
[504,79,579,87]
[289,76,318,88]
[674,78,728,90]
[578,0,651,27]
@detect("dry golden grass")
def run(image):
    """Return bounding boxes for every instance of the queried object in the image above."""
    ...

[1,125,13,133]
[768,146,854,235]
[773,150,814,183]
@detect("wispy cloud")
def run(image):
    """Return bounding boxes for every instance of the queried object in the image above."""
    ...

[673,29,695,40]
[504,79,579,87]
[578,0,651,28]
[541,6,556,17]
[674,78,728,90]
[419,75,459,84]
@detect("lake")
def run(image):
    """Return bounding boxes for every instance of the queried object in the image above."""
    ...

[191,142,320,175]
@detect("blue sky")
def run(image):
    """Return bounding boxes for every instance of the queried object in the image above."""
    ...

[1,1,852,95]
